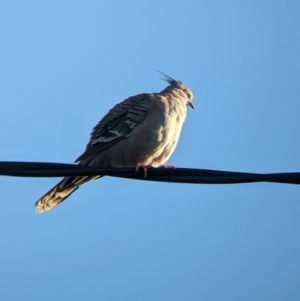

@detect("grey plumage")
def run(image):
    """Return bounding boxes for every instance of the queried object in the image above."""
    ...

[35,74,194,213]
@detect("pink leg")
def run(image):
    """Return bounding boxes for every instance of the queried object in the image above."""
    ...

[135,163,154,178]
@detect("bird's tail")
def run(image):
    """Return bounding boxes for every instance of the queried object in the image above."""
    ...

[35,175,100,213]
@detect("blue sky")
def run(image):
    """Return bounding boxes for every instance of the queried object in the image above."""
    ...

[0,1,299,300]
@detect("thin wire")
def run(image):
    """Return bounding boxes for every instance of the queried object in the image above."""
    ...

[0,161,299,185]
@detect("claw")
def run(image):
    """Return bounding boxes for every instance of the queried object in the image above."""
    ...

[135,163,153,178]
[158,165,175,169]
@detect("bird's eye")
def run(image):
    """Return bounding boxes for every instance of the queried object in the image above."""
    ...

[183,88,189,97]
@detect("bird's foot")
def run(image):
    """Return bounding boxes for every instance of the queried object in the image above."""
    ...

[158,165,175,170]
[135,164,175,178]
[135,164,154,178]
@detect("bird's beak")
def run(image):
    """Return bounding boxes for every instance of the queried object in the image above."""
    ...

[187,101,195,109]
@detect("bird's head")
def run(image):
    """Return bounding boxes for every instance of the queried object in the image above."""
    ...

[158,71,195,109]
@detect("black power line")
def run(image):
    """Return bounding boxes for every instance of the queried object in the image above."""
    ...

[0,161,299,185]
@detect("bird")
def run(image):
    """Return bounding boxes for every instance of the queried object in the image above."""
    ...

[35,72,194,213]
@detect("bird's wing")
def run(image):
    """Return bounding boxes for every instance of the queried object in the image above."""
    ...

[75,93,153,163]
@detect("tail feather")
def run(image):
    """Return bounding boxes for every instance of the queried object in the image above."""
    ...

[35,175,100,213]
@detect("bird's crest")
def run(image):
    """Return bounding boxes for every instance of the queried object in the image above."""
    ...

[157,70,182,85]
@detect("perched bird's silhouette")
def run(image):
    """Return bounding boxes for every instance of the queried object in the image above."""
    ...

[35,73,194,213]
